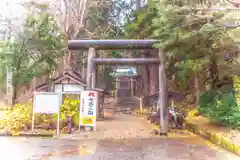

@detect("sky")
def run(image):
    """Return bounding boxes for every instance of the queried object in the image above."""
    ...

[0,0,30,39]
[0,0,26,18]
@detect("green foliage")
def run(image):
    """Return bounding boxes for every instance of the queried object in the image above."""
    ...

[197,90,240,128]
[0,66,6,93]
[125,1,237,81]
[124,0,157,39]
[198,90,221,116]
[81,0,129,40]
[0,3,66,90]
[151,4,230,76]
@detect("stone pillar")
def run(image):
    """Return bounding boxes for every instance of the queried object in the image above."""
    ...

[115,78,119,103]
[86,48,96,90]
[130,78,134,96]
[158,49,169,135]
[82,52,87,82]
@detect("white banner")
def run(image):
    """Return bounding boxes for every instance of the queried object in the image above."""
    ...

[79,91,98,127]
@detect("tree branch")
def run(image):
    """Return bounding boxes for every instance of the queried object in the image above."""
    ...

[226,0,240,7]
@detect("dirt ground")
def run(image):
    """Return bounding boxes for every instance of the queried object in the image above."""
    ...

[57,109,156,140]
[57,105,194,140]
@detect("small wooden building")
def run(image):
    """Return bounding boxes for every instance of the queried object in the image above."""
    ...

[36,66,86,93]
[35,66,105,119]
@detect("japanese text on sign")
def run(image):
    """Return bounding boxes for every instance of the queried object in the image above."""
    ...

[88,92,95,116]
[81,97,85,113]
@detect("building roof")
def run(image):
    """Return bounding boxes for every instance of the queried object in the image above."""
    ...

[36,66,86,90]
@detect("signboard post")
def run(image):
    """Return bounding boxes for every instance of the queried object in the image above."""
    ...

[32,92,62,134]
[79,91,98,131]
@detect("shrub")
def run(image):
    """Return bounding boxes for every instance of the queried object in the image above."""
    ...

[197,90,240,128]
[60,97,80,127]
[197,90,219,116]
[0,101,32,135]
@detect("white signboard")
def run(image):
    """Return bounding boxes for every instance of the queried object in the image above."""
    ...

[32,92,62,134]
[33,93,61,114]
[79,91,98,129]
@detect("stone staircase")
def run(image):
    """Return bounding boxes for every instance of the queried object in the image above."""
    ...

[103,96,139,115]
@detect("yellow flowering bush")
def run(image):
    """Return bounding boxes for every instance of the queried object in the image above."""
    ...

[60,97,80,127]
[0,101,32,135]
[0,96,80,135]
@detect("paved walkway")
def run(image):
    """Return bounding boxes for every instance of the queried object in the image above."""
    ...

[0,135,239,160]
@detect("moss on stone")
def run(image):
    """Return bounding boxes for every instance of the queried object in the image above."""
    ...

[201,129,211,140]
[234,145,240,157]
[221,136,235,153]
[185,120,240,157]
[135,110,151,116]
[186,123,196,133]
[210,133,221,145]
[187,122,200,134]
[194,125,201,134]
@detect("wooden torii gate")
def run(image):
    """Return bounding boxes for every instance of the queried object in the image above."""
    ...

[68,39,169,135]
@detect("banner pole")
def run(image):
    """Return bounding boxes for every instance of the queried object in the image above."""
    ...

[57,93,62,135]
[79,92,83,131]
[31,113,35,133]
[32,92,36,133]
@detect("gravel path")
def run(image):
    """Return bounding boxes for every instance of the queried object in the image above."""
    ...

[57,113,156,140]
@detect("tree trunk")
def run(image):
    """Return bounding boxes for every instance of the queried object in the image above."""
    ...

[12,83,17,106]
[135,0,141,10]
[148,49,159,95]
[149,64,159,95]
[194,73,200,105]
[210,55,219,89]
[205,55,219,90]
[143,65,150,96]
[46,73,54,92]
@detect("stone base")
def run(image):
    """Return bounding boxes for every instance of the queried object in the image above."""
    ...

[79,126,96,132]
